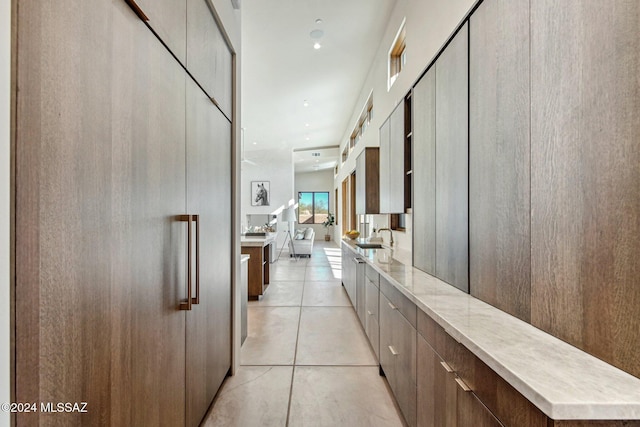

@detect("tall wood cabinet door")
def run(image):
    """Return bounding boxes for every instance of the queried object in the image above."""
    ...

[126,29,189,427]
[530,0,640,378]
[186,0,233,118]
[412,67,437,275]
[379,118,391,214]
[435,24,469,292]
[389,102,406,213]
[134,0,187,63]
[469,0,531,321]
[185,81,232,426]
[15,1,188,425]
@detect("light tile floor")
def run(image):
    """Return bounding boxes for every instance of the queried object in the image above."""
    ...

[203,241,404,427]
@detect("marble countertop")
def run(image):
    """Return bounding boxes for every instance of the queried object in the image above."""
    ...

[342,239,640,420]
[240,233,277,247]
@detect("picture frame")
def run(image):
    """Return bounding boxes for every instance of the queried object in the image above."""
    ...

[251,181,270,206]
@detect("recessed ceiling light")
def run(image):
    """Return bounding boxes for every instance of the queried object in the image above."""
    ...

[303,100,309,107]
[313,42,321,50]
[315,18,323,24]
[310,29,324,39]
[305,123,310,127]
[252,142,257,145]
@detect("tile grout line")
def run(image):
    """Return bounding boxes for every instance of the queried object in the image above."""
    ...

[285,263,307,426]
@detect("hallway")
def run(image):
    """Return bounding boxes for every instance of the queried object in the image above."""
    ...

[203,241,404,426]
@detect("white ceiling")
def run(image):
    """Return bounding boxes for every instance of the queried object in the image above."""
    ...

[241,0,397,172]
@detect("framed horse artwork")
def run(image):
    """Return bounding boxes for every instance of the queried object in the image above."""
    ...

[251,181,270,206]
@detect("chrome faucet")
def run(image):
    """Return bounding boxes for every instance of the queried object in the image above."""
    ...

[377,228,394,247]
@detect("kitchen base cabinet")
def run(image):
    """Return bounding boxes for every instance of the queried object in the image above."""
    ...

[417,310,547,427]
[342,243,357,306]
[365,264,380,360]
[380,287,417,427]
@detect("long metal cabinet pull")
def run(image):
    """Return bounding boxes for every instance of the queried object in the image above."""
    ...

[179,215,193,311]
[192,214,200,305]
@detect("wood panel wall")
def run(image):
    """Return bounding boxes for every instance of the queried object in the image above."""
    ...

[469,0,531,322]
[530,0,640,378]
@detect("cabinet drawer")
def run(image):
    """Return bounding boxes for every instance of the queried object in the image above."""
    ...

[380,292,417,427]
[380,276,417,328]
[417,309,547,427]
[365,263,379,285]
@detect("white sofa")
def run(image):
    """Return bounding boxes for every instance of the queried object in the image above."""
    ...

[290,228,314,257]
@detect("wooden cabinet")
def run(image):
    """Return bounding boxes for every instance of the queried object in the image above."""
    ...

[134,0,187,63]
[14,1,233,425]
[417,334,457,427]
[342,243,356,306]
[412,67,437,275]
[15,3,189,424]
[341,243,365,320]
[186,0,233,118]
[379,118,391,214]
[435,23,469,293]
[185,79,232,427]
[379,277,417,427]
[355,259,366,326]
[413,24,468,291]
[364,264,380,360]
[469,0,531,323]
[241,241,271,299]
[529,0,640,379]
[355,147,380,214]
[380,102,406,214]
[417,310,547,427]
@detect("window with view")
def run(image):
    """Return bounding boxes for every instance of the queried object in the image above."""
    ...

[298,192,329,224]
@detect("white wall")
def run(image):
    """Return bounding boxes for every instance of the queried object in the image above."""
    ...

[295,169,335,239]
[241,148,294,248]
[334,0,476,252]
[1,0,11,423]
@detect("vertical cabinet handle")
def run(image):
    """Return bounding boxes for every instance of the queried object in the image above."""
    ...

[179,215,193,311]
[388,345,399,356]
[388,301,397,310]
[192,214,200,305]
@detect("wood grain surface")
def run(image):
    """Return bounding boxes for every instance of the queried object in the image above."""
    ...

[185,79,232,426]
[530,0,640,378]
[186,0,233,118]
[134,0,187,63]
[435,24,469,292]
[469,0,531,322]
[412,67,437,275]
[16,1,189,424]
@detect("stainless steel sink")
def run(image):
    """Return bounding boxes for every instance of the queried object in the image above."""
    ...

[355,242,384,249]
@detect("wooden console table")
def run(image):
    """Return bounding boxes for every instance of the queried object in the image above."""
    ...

[240,234,276,300]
